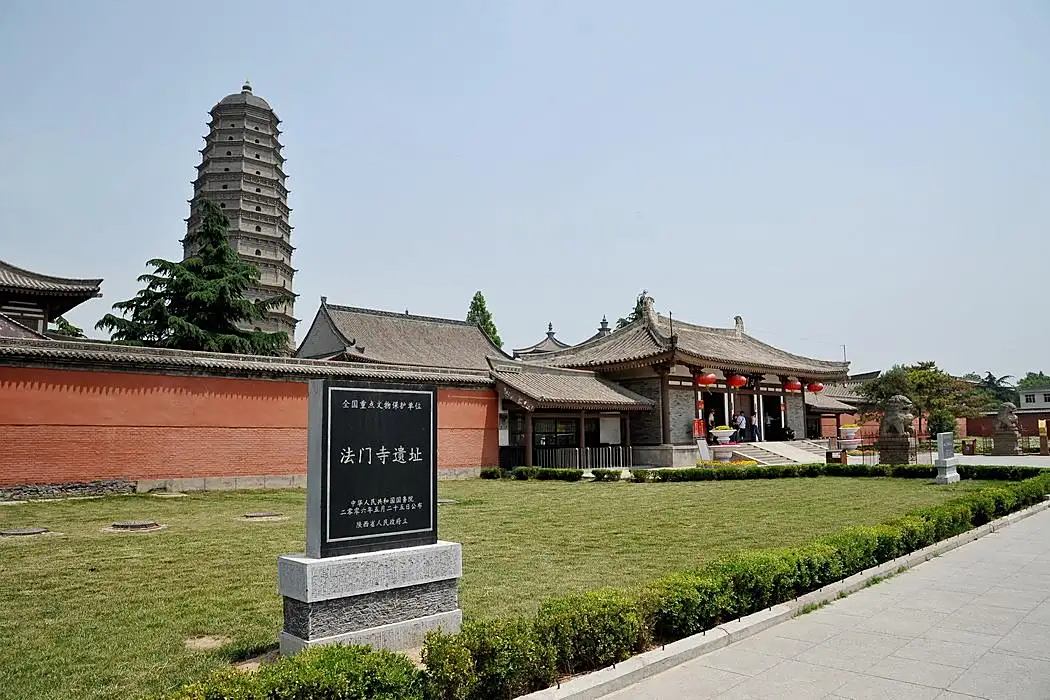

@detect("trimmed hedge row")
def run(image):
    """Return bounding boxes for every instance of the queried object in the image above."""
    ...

[169,644,424,699]
[590,468,622,482]
[420,472,1050,699]
[172,473,1050,699]
[626,463,1045,483]
[511,467,583,482]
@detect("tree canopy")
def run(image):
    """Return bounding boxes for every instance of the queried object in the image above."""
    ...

[51,316,84,338]
[96,200,290,355]
[858,361,986,435]
[1017,371,1050,389]
[466,291,502,348]
[616,290,651,329]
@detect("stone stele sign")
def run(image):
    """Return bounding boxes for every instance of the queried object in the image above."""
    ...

[278,379,461,655]
[309,379,437,557]
[937,431,955,461]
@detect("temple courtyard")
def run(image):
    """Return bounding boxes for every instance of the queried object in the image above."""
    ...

[0,477,996,700]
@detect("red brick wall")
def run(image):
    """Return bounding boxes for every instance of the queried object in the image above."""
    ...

[967,413,1048,437]
[0,366,498,486]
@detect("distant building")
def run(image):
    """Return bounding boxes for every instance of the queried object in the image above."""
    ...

[186,82,297,338]
[512,323,570,358]
[968,386,1050,437]
[0,258,102,335]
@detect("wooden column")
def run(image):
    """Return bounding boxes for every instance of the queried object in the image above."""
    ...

[579,410,586,449]
[799,383,807,439]
[659,368,672,445]
[624,412,632,446]
[524,412,534,467]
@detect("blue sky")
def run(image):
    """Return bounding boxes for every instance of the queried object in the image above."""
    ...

[1,1,1047,376]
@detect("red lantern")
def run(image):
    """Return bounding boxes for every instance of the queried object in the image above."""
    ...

[727,374,747,389]
[696,372,717,386]
[783,379,802,392]
[807,382,825,393]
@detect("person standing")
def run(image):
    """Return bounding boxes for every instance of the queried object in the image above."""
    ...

[707,408,717,444]
[736,411,748,442]
[751,410,760,441]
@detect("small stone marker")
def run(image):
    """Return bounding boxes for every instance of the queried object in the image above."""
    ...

[0,526,49,537]
[245,511,282,519]
[277,380,462,655]
[935,431,959,484]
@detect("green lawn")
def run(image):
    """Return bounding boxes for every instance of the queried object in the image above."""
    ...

[0,477,992,700]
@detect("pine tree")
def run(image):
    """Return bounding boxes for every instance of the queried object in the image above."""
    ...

[96,200,290,355]
[466,291,502,347]
[51,316,84,338]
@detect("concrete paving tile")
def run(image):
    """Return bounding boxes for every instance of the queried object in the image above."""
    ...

[948,651,1050,699]
[923,626,1002,650]
[696,647,783,676]
[869,655,966,688]
[814,630,912,658]
[714,675,835,699]
[978,586,1050,612]
[858,610,948,638]
[939,603,1027,636]
[1021,601,1050,626]
[746,659,858,694]
[773,618,842,644]
[933,692,989,700]
[893,638,990,669]
[895,590,978,615]
[993,622,1050,661]
[833,674,943,699]
[794,647,880,674]
[603,664,747,699]
[731,632,815,659]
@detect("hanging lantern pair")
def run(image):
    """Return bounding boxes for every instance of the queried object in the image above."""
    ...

[783,378,803,392]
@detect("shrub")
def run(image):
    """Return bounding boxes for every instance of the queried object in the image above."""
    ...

[456,618,556,700]
[629,468,651,483]
[591,469,621,482]
[422,630,477,700]
[480,467,502,480]
[535,589,645,675]
[926,409,956,439]
[533,468,583,482]
[640,572,734,642]
[511,467,536,481]
[171,645,424,700]
[258,645,423,700]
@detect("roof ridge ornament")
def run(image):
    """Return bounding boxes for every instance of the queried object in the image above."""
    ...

[734,315,745,335]
[242,79,252,94]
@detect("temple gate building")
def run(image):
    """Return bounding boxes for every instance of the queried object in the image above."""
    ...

[185,82,297,338]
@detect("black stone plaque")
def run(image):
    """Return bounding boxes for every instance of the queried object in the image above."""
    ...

[314,380,437,557]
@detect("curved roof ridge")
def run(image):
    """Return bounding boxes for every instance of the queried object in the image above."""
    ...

[324,302,474,327]
[0,258,103,289]
[656,312,735,336]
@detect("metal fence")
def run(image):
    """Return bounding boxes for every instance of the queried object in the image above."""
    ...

[961,435,1042,456]
[534,446,632,469]
[844,435,934,465]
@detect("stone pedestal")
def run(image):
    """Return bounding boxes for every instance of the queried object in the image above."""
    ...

[935,457,960,484]
[878,436,910,465]
[278,541,462,655]
[992,432,1020,456]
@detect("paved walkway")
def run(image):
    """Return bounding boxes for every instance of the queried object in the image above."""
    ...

[605,507,1050,699]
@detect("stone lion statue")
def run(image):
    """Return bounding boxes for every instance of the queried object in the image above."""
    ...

[880,394,914,438]
[994,401,1020,435]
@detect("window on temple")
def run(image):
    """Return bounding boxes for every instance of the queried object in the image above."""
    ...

[1025,394,1036,404]
[255,226,261,232]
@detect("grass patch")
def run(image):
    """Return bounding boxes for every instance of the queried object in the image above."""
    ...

[0,477,993,700]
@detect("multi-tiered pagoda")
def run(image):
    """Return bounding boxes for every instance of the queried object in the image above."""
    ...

[185,82,297,338]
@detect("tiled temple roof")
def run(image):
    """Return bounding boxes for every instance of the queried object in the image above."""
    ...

[0,337,492,384]
[805,392,856,413]
[512,323,571,358]
[535,300,848,380]
[490,360,652,411]
[0,313,47,340]
[296,301,509,370]
[0,259,103,297]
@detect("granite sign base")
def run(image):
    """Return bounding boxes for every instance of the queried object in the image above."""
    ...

[277,541,462,655]
[934,457,960,484]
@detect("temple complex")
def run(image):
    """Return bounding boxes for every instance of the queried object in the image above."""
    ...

[295,295,849,467]
[185,82,297,338]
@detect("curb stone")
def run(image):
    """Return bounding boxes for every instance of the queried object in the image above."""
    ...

[517,497,1050,700]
